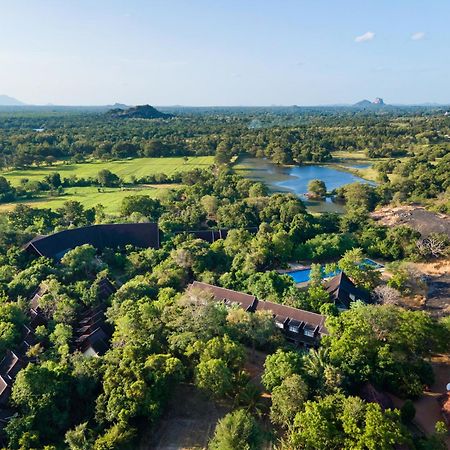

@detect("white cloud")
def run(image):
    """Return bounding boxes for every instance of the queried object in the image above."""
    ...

[411,31,425,41]
[354,31,375,43]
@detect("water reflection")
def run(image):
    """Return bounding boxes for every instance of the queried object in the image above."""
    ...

[236,157,374,213]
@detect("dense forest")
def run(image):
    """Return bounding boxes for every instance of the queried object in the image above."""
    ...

[0,107,448,449]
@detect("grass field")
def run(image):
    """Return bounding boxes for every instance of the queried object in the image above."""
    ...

[1,156,214,186]
[0,185,174,214]
[328,150,380,181]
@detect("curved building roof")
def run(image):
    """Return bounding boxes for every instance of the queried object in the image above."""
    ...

[24,222,159,259]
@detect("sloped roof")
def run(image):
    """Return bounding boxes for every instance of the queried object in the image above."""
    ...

[97,278,117,299]
[29,285,48,312]
[325,271,370,309]
[76,327,110,356]
[257,300,328,335]
[190,281,328,336]
[0,376,11,405]
[190,281,257,312]
[24,222,160,259]
[0,351,25,379]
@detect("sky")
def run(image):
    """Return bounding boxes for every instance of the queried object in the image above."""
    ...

[0,0,449,106]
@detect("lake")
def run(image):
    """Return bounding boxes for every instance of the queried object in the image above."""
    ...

[235,157,374,213]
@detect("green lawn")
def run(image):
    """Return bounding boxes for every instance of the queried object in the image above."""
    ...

[2,156,214,186]
[0,185,174,214]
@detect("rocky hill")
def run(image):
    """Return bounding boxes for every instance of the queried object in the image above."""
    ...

[107,104,173,119]
[354,98,387,108]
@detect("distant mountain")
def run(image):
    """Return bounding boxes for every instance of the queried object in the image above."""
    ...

[0,95,24,106]
[107,104,173,119]
[354,99,373,107]
[107,102,129,109]
[353,98,387,108]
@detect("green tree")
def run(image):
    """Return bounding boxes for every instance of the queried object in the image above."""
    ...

[57,200,92,226]
[227,309,275,354]
[0,176,16,202]
[97,169,121,187]
[199,335,245,371]
[338,248,381,290]
[120,195,162,220]
[400,400,416,424]
[339,182,378,211]
[209,409,262,450]
[308,179,327,198]
[61,244,100,277]
[270,374,309,428]
[8,363,72,446]
[288,394,408,450]
[93,423,136,450]
[325,304,442,397]
[196,358,233,398]
[309,263,323,287]
[262,349,302,392]
[65,422,95,450]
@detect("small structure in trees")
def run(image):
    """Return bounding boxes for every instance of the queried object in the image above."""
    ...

[325,272,370,310]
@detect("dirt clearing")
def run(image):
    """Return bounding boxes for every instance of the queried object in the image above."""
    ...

[372,206,450,237]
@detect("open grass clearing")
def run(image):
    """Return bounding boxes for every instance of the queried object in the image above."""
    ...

[0,185,174,214]
[1,156,214,186]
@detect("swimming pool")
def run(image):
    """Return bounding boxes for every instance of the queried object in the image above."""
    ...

[286,259,383,284]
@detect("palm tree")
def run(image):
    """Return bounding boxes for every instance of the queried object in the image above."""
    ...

[303,347,329,379]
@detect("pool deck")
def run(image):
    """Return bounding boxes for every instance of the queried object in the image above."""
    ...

[278,263,311,274]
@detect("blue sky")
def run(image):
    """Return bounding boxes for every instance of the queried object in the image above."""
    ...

[0,0,448,105]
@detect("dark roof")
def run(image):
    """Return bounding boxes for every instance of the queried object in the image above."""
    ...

[74,303,112,356]
[21,324,37,340]
[190,281,258,312]
[24,222,160,259]
[77,327,110,356]
[189,282,328,338]
[0,377,11,405]
[76,317,111,336]
[29,310,47,330]
[97,278,117,299]
[325,272,370,309]
[79,310,105,326]
[174,227,258,244]
[80,304,105,318]
[257,300,328,336]
[176,229,229,244]
[29,285,48,312]
[0,351,25,379]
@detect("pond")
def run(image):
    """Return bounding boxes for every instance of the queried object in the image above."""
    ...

[235,157,374,213]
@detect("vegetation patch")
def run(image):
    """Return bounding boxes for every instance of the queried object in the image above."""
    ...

[1,156,214,186]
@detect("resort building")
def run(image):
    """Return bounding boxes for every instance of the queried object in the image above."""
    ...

[74,278,116,357]
[190,281,258,312]
[74,304,113,357]
[190,281,328,347]
[325,271,371,310]
[24,222,160,260]
[24,223,260,260]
